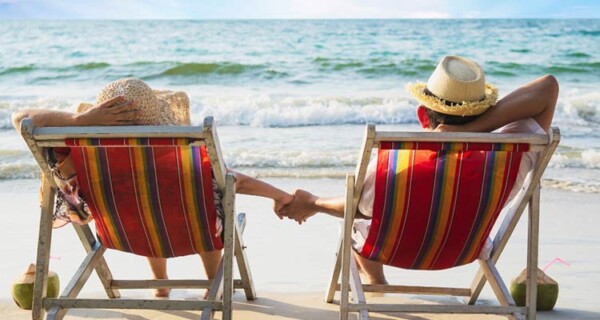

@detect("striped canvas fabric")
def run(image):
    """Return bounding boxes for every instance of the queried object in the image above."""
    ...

[360,141,527,270]
[66,138,223,258]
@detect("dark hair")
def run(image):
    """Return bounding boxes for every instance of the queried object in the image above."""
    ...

[424,108,480,129]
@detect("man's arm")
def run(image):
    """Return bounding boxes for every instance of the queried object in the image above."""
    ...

[280,189,369,224]
[437,75,558,132]
[12,96,138,132]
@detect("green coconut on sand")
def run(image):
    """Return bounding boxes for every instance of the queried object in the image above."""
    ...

[12,264,60,310]
[510,268,559,311]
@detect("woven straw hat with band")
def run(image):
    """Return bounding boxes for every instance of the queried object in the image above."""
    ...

[406,56,498,116]
[78,78,191,126]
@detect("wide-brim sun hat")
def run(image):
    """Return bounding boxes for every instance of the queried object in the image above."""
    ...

[406,56,498,116]
[77,78,191,126]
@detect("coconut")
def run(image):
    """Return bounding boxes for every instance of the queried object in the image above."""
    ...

[12,263,60,310]
[510,268,558,311]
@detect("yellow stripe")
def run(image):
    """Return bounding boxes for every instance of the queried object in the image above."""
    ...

[131,143,164,256]
[421,152,458,268]
[380,150,411,263]
[86,147,124,250]
[464,152,508,261]
[180,147,205,252]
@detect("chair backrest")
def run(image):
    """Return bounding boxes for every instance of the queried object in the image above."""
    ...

[68,137,222,258]
[353,126,555,271]
[22,117,227,258]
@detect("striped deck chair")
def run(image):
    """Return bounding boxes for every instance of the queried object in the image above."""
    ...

[20,117,255,320]
[326,124,560,320]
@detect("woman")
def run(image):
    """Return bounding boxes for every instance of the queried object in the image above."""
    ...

[13,78,293,297]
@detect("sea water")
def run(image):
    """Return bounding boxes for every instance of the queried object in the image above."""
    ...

[0,19,599,192]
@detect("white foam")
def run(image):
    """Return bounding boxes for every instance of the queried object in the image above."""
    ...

[581,149,600,169]
[190,92,416,127]
[557,88,600,125]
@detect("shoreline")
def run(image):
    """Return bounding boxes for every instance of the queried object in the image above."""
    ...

[1,178,599,319]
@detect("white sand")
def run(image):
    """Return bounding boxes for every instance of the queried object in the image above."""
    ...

[1,178,599,319]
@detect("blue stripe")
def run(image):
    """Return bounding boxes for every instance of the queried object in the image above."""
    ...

[190,146,214,252]
[371,149,397,260]
[411,150,446,268]
[97,148,131,252]
[144,145,174,257]
[456,152,497,264]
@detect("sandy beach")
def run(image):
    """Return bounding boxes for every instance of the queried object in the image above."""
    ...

[1,178,599,319]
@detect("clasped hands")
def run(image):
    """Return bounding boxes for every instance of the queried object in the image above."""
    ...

[274,189,319,224]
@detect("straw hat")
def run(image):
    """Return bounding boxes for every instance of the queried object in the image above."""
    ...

[406,56,498,116]
[78,78,191,125]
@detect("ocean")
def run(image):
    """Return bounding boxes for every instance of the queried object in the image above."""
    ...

[0,19,599,192]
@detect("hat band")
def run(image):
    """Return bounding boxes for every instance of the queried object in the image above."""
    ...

[424,87,484,106]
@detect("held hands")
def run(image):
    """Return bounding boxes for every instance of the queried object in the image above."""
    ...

[75,96,140,126]
[277,189,319,225]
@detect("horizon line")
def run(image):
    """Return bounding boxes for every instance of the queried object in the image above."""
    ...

[1,17,599,21]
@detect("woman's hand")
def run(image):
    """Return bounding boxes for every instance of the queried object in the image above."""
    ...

[273,193,294,220]
[74,96,139,126]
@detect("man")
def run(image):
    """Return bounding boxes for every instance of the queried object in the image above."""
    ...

[279,55,558,284]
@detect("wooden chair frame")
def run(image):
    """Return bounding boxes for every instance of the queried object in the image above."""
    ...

[20,116,256,320]
[326,124,560,320]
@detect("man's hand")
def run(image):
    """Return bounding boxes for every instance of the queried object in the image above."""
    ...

[75,96,139,126]
[278,189,319,224]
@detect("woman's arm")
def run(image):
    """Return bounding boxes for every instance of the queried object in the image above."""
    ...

[227,169,293,218]
[436,75,559,132]
[12,96,138,132]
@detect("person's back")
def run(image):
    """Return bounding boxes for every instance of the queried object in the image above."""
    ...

[279,55,558,284]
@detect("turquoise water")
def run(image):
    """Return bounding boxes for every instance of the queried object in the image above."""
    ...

[0,19,599,191]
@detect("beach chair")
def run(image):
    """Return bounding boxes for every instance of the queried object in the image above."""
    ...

[326,124,560,320]
[20,116,255,320]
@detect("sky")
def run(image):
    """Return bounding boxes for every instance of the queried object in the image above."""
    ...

[0,0,599,19]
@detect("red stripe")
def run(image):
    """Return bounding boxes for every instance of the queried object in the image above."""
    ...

[104,146,151,255]
[441,151,487,268]
[69,145,113,248]
[361,150,390,258]
[154,145,192,256]
[67,139,224,257]
[362,148,525,270]
[428,151,464,269]
[389,151,434,267]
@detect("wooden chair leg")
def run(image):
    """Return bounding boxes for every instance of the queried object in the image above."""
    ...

[46,242,107,320]
[222,173,236,320]
[478,259,515,307]
[201,259,225,320]
[526,186,540,319]
[325,234,343,303]
[340,174,355,320]
[349,254,369,320]
[73,224,120,298]
[32,180,55,320]
[234,222,256,300]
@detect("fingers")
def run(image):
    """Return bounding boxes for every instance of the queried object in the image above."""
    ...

[273,208,284,220]
[109,100,138,114]
[99,95,126,108]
